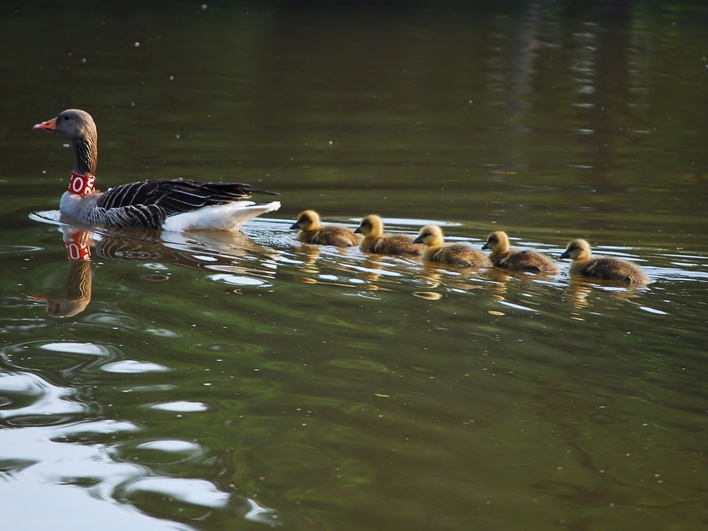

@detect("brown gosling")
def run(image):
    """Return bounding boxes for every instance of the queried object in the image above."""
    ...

[413,225,491,267]
[560,239,650,284]
[290,210,359,247]
[354,215,423,256]
[482,231,560,274]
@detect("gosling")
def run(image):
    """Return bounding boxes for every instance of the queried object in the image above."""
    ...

[560,239,650,284]
[355,215,423,256]
[482,231,560,274]
[290,210,359,247]
[413,225,491,267]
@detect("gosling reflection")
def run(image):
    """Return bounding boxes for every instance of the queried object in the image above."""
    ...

[483,268,512,299]
[30,222,280,317]
[357,256,385,283]
[416,263,483,294]
[292,244,366,286]
[563,276,644,308]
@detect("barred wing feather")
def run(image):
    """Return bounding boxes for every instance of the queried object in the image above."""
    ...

[96,180,270,215]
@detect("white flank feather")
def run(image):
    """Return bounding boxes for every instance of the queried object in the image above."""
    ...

[161,201,281,232]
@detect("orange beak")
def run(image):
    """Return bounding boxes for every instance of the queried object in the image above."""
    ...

[33,117,57,131]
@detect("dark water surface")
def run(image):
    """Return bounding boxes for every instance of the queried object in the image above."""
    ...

[1,1,707,530]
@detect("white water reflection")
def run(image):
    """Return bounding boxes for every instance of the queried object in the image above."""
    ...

[0,372,87,422]
[102,360,170,374]
[40,342,110,356]
[134,440,202,453]
[122,478,230,508]
[0,417,179,530]
[0,483,190,531]
[149,401,209,413]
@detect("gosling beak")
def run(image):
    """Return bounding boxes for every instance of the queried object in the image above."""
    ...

[354,226,362,234]
[33,117,57,131]
[559,251,570,260]
[289,222,300,230]
[412,236,423,244]
[481,242,490,250]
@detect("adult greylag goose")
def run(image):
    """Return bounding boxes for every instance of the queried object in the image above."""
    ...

[413,225,491,267]
[482,230,559,274]
[33,109,280,231]
[560,239,650,284]
[290,210,359,247]
[354,214,422,256]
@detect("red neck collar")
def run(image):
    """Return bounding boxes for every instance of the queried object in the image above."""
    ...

[65,230,92,261]
[68,172,96,196]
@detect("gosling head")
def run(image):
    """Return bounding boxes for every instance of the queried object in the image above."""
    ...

[413,224,445,247]
[290,210,321,231]
[355,214,384,238]
[482,231,510,252]
[560,239,592,260]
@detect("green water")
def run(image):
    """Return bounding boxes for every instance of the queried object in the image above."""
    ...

[1,2,706,530]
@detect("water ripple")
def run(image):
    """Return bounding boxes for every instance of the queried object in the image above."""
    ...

[0,372,87,423]
[121,477,230,508]
[101,360,170,374]
[0,483,190,531]
[148,401,209,413]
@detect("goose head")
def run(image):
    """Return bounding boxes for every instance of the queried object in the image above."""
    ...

[34,109,96,143]
[34,109,98,176]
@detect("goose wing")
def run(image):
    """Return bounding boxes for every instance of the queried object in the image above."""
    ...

[96,179,276,216]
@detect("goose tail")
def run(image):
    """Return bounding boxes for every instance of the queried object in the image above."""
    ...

[161,201,281,232]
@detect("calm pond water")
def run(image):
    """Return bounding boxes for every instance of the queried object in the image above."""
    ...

[1,1,707,530]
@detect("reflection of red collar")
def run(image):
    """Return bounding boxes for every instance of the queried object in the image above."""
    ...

[68,172,96,196]
[65,230,91,261]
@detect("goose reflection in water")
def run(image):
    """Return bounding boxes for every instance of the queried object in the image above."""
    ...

[28,227,94,318]
[29,219,281,318]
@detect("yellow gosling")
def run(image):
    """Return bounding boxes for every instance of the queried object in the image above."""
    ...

[290,210,359,247]
[560,239,650,284]
[413,225,491,267]
[355,215,423,256]
[482,231,559,274]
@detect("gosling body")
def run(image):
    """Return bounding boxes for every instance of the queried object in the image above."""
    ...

[290,210,359,247]
[355,215,422,256]
[413,225,491,267]
[560,239,650,284]
[482,231,559,274]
